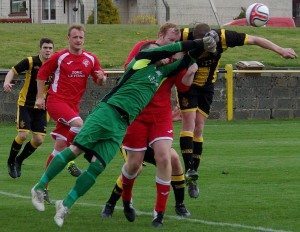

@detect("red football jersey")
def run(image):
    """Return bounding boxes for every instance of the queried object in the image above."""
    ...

[124,41,189,119]
[38,49,103,103]
[124,40,155,68]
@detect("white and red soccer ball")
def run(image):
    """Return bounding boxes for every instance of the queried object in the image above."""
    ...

[246,3,270,27]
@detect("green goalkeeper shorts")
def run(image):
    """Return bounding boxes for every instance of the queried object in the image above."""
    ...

[74,102,127,167]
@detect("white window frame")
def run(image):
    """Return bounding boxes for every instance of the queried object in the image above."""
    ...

[41,0,56,23]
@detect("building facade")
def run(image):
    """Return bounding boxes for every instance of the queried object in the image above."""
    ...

[0,0,95,24]
[0,0,298,26]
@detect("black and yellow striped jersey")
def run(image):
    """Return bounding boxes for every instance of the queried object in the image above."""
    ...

[181,28,247,86]
[12,55,46,107]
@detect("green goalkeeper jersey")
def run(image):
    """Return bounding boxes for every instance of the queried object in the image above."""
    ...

[102,40,201,123]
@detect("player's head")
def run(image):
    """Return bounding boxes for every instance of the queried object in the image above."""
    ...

[67,24,85,54]
[39,38,54,61]
[68,24,85,36]
[193,23,211,39]
[156,22,181,46]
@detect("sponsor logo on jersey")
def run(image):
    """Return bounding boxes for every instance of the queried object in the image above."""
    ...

[68,70,85,78]
[82,59,90,67]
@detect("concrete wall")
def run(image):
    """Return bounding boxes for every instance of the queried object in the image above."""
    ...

[1,70,299,122]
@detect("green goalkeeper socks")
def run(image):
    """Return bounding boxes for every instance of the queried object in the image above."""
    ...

[34,148,76,190]
[63,160,104,208]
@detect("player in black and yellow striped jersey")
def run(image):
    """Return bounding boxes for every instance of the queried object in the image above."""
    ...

[3,38,54,179]
[178,23,297,199]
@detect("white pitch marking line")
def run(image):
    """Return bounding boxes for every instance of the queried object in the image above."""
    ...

[0,190,292,232]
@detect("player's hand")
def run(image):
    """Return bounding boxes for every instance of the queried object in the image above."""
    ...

[202,35,217,53]
[281,48,298,59]
[205,30,220,43]
[188,63,198,74]
[159,58,171,65]
[35,97,45,110]
[95,70,107,86]
[3,82,14,92]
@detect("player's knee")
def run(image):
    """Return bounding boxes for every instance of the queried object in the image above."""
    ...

[17,132,28,142]
[54,139,68,151]
[155,153,170,166]
[32,135,45,146]
[70,118,83,127]
[127,163,140,174]
[171,152,182,172]
[69,144,83,156]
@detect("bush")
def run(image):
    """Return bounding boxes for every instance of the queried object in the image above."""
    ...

[87,0,120,24]
[129,14,157,24]
[233,7,246,20]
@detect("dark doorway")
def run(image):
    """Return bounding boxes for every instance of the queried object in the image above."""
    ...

[293,0,300,26]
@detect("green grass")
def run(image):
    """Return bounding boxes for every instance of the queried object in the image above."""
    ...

[0,119,299,232]
[0,24,299,69]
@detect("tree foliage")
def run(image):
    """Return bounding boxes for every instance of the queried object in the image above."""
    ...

[87,0,120,24]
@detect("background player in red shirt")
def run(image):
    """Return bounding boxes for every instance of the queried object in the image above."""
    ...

[35,24,106,202]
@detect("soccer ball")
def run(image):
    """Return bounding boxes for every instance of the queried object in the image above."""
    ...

[246,3,269,27]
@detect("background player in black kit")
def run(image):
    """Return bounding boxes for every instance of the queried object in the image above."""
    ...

[3,38,54,178]
[178,23,297,199]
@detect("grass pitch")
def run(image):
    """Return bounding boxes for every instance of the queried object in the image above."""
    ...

[0,24,299,69]
[0,119,299,232]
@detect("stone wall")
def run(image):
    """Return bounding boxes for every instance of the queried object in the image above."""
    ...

[0,70,299,122]
[233,72,300,119]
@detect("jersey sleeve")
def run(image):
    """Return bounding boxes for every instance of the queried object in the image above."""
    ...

[180,27,194,41]
[134,42,183,64]
[12,58,30,75]
[223,29,247,48]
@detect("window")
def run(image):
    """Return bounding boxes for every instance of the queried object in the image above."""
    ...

[11,0,27,14]
[42,0,56,21]
[293,0,300,17]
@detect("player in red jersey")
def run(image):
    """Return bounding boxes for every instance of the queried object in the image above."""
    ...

[100,23,198,227]
[35,24,107,202]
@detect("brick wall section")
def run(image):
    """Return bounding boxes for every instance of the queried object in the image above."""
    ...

[0,71,299,122]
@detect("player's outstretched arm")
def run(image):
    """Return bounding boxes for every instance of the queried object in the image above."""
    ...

[247,35,298,59]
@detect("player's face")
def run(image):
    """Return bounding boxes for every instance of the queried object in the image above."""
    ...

[159,28,180,45]
[68,29,85,53]
[40,43,54,60]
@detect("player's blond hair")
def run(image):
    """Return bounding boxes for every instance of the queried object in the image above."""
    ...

[68,24,85,36]
[158,22,180,37]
